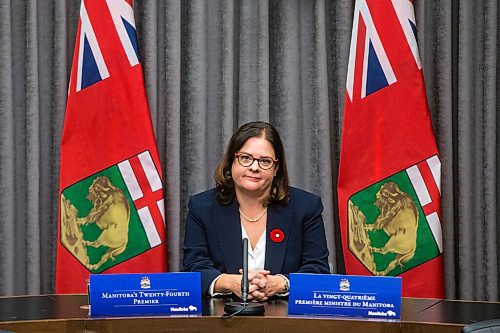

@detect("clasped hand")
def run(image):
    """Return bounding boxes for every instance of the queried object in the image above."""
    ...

[238,269,284,302]
[214,270,286,301]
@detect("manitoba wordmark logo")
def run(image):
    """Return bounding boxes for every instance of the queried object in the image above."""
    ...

[348,155,442,276]
[60,150,165,273]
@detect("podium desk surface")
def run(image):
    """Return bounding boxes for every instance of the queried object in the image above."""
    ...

[0,295,498,333]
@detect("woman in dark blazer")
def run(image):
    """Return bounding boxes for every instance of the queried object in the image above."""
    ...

[182,121,330,301]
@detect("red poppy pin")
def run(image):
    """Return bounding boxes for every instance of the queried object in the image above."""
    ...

[270,228,284,243]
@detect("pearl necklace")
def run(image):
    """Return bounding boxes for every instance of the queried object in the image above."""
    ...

[239,207,267,222]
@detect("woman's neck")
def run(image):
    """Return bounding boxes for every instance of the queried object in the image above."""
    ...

[235,189,267,211]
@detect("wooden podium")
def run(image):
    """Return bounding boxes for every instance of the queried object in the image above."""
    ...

[0,295,499,332]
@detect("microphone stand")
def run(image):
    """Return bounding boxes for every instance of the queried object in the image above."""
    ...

[223,238,265,318]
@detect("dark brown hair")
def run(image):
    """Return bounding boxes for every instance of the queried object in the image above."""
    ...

[214,121,289,205]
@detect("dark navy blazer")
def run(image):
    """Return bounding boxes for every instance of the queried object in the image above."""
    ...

[182,187,330,295]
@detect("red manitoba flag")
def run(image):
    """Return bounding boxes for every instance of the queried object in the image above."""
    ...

[337,0,444,298]
[56,0,167,293]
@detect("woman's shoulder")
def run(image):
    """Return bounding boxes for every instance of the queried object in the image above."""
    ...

[286,187,323,217]
[188,188,218,209]
[288,186,321,203]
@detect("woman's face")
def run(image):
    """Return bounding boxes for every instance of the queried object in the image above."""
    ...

[231,136,277,199]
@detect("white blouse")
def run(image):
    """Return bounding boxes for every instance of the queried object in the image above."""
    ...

[242,226,266,271]
[208,226,266,296]
[208,226,288,296]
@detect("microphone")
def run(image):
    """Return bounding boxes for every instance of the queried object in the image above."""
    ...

[241,237,249,302]
[223,238,265,317]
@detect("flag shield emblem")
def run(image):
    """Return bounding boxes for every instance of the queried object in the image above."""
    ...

[60,150,165,273]
[348,156,442,276]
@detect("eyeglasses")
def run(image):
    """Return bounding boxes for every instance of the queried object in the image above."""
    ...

[234,153,278,170]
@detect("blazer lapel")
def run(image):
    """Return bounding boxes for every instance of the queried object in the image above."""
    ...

[214,200,242,274]
[265,202,292,274]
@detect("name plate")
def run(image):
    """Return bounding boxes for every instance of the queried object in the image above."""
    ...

[288,274,401,319]
[89,272,202,317]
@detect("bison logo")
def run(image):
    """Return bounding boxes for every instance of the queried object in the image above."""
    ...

[348,165,442,276]
[61,176,130,271]
[59,151,166,273]
[368,182,418,275]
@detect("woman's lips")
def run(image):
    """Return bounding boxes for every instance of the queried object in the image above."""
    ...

[244,176,260,181]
